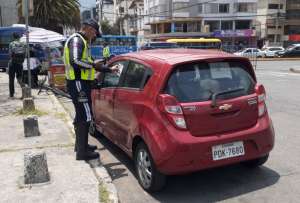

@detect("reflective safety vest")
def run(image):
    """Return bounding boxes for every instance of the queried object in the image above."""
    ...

[64,33,95,80]
[103,46,110,58]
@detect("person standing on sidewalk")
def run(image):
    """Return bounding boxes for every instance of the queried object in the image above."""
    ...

[8,32,25,98]
[64,19,118,161]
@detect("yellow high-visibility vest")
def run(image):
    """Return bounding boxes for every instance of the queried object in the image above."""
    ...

[64,33,95,80]
[103,46,110,58]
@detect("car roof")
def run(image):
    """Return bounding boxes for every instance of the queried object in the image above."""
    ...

[123,48,244,64]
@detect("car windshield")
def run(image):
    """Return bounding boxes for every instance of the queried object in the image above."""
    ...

[164,61,255,103]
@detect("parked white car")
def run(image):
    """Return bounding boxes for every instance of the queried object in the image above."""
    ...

[262,47,285,57]
[234,48,265,58]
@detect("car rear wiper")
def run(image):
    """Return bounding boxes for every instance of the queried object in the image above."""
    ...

[211,87,245,108]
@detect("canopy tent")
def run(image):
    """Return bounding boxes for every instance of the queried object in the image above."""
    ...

[13,24,66,44]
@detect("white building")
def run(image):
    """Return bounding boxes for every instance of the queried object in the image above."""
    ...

[96,0,115,25]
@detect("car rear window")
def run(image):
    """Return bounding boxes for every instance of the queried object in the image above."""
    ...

[164,61,255,103]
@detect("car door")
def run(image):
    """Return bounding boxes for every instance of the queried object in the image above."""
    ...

[293,46,300,57]
[93,60,128,141]
[113,60,152,151]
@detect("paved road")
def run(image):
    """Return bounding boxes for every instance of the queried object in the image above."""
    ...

[58,60,300,203]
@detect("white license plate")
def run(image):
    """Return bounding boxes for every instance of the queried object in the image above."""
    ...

[212,141,245,161]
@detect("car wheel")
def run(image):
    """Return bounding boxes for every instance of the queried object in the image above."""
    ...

[242,154,269,168]
[135,142,166,192]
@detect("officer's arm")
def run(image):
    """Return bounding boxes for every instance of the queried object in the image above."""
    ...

[8,43,12,58]
[69,36,93,69]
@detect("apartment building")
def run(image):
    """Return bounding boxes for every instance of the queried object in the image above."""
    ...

[256,0,286,47]
[96,0,115,25]
[144,0,258,50]
[284,0,300,45]
[0,0,18,26]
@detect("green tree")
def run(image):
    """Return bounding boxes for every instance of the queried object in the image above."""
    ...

[17,0,81,33]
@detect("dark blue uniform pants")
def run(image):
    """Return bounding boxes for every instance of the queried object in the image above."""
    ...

[66,79,93,124]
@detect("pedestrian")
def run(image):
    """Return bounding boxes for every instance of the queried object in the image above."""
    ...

[8,32,25,98]
[64,19,119,161]
[22,50,40,88]
[102,42,111,64]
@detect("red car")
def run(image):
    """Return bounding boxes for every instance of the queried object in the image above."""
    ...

[91,49,275,192]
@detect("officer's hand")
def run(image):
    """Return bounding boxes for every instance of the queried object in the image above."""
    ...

[110,65,120,74]
[94,61,103,71]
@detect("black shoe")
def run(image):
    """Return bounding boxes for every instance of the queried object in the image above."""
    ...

[76,151,99,160]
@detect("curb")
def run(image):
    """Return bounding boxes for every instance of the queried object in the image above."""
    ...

[251,58,300,61]
[290,68,300,74]
[49,93,119,203]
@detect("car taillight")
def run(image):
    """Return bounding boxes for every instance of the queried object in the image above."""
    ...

[157,94,187,130]
[255,84,267,117]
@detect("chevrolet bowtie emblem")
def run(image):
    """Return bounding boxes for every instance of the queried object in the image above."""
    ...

[219,104,232,111]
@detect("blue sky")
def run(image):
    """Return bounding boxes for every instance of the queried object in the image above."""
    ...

[79,0,96,10]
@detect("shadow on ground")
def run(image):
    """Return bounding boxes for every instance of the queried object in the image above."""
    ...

[93,133,280,203]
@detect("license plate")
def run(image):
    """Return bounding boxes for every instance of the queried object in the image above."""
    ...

[212,141,245,161]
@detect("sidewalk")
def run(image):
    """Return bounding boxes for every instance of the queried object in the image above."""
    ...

[0,73,114,203]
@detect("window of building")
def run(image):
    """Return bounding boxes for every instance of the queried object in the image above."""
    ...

[235,20,251,29]
[219,4,229,13]
[175,22,188,32]
[198,4,202,13]
[205,21,220,32]
[235,3,256,13]
[165,23,171,33]
[173,2,189,12]
[187,21,202,32]
[205,3,218,14]
[221,21,233,30]
[268,4,280,9]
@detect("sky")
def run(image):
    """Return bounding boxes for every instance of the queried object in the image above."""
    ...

[79,0,96,10]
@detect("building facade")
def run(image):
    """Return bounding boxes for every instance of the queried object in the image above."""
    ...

[256,0,286,47]
[0,0,18,27]
[284,0,300,45]
[144,0,258,51]
[96,0,115,25]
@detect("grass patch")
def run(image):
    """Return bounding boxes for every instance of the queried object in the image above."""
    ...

[14,108,48,116]
[99,183,110,203]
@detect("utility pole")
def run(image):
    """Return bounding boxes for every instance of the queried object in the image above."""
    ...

[0,6,3,26]
[24,0,32,90]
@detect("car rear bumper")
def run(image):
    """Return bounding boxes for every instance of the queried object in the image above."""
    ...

[155,115,275,175]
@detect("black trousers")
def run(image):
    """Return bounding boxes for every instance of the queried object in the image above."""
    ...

[66,79,93,124]
[8,62,23,97]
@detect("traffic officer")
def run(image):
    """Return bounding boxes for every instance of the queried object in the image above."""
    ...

[102,42,111,64]
[64,19,118,160]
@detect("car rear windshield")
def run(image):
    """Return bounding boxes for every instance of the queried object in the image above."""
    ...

[164,61,255,103]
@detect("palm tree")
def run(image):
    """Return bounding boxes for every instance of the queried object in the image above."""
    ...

[17,0,81,33]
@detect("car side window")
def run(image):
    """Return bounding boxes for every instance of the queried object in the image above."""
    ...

[253,49,259,52]
[102,61,127,88]
[122,61,147,89]
[245,49,251,53]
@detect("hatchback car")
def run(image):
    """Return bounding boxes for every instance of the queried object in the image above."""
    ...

[91,49,275,192]
[262,47,285,57]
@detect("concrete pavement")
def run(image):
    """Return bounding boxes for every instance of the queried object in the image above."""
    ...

[0,72,117,203]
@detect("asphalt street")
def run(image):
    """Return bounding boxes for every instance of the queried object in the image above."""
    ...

[58,60,300,203]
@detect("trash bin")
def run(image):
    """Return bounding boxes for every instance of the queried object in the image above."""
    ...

[48,64,66,90]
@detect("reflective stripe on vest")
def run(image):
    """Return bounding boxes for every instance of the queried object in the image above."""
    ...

[64,33,95,80]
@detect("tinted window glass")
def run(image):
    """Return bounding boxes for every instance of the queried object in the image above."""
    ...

[122,61,146,89]
[164,61,255,103]
[103,61,127,87]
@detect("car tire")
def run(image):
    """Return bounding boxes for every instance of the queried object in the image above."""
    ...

[242,154,269,168]
[134,142,166,192]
